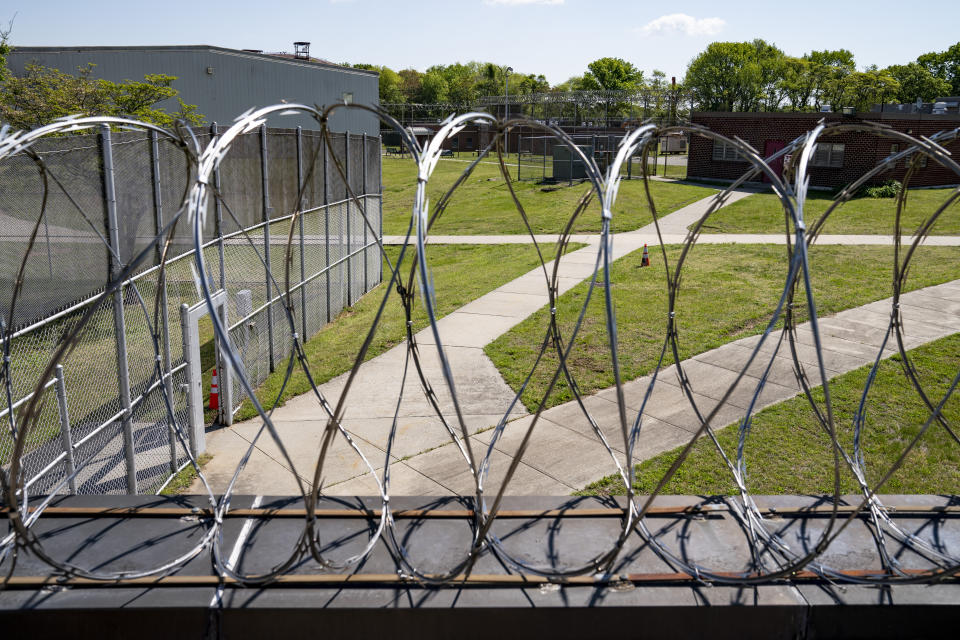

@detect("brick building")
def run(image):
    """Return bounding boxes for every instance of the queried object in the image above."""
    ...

[688,112,960,189]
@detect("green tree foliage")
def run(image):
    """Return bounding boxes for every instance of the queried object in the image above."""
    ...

[779,57,814,111]
[350,63,406,104]
[830,67,900,112]
[0,23,10,85]
[578,57,644,123]
[377,66,405,103]
[418,69,449,104]
[684,40,785,112]
[684,42,917,113]
[580,57,643,92]
[917,42,960,95]
[398,68,423,102]
[0,63,205,130]
[885,62,951,103]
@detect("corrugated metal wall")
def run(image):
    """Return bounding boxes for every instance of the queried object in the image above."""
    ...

[7,46,379,134]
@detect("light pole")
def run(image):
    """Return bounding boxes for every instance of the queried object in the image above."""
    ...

[504,66,513,155]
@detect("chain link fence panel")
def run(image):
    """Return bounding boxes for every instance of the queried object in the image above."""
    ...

[2,126,381,496]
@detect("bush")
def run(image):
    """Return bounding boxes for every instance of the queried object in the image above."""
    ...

[861,180,902,198]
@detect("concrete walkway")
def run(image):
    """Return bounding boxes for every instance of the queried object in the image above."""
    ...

[383,233,960,247]
[192,190,960,495]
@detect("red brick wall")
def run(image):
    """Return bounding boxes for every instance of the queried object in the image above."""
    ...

[688,112,960,189]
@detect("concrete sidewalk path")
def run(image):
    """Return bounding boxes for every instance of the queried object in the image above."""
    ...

[193,190,750,495]
[383,233,960,247]
[191,188,960,496]
[329,278,960,496]
[193,234,634,495]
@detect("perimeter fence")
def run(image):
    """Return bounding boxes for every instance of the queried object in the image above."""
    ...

[0,122,382,496]
[516,132,686,182]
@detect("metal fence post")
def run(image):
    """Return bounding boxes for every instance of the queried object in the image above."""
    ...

[100,124,138,495]
[323,133,331,323]
[211,123,226,291]
[179,304,200,458]
[260,124,275,372]
[517,132,522,181]
[296,126,308,341]
[149,130,178,475]
[345,131,353,307]
[54,365,77,495]
[362,133,368,293]
[378,134,383,289]
[592,134,597,174]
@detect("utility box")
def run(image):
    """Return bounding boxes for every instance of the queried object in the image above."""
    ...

[660,133,687,154]
[553,144,593,180]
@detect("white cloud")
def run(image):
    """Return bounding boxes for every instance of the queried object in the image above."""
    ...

[640,13,725,37]
[485,0,564,6]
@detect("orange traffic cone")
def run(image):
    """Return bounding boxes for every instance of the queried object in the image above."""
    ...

[209,368,219,411]
[641,244,650,267]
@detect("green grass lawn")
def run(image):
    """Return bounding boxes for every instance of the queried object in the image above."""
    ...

[485,243,960,412]
[232,242,583,422]
[580,333,960,496]
[381,156,714,236]
[700,188,960,235]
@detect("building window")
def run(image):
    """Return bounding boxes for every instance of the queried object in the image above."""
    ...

[712,140,744,162]
[909,153,929,169]
[811,143,844,168]
[889,143,899,155]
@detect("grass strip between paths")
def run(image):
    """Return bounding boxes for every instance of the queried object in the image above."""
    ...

[579,333,960,496]
[231,242,584,422]
[382,156,714,236]
[700,188,960,235]
[485,243,960,412]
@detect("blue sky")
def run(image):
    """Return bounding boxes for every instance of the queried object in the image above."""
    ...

[6,0,960,84]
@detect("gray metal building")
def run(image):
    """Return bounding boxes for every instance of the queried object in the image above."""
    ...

[6,44,379,134]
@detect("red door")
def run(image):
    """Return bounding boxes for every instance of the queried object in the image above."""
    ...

[763,140,786,182]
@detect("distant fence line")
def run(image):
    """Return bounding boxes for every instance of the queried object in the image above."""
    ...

[1,114,382,496]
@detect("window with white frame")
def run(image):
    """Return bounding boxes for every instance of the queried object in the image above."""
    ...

[811,143,844,168]
[712,140,744,162]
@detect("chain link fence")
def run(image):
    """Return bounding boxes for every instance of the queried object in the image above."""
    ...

[1,125,381,496]
[516,133,687,183]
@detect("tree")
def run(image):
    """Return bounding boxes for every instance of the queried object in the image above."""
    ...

[0,63,204,130]
[749,39,787,110]
[397,68,423,103]
[579,57,643,124]
[917,42,960,95]
[418,69,449,104]
[684,41,788,112]
[354,65,406,104]
[685,42,763,111]
[377,66,404,104]
[426,63,475,106]
[580,57,643,92]
[646,69,667,91]
[0,20,10,85]
[807,49,855,110]
[779,57,814,111]
[885,62,951,103]
[833,68,900,112]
